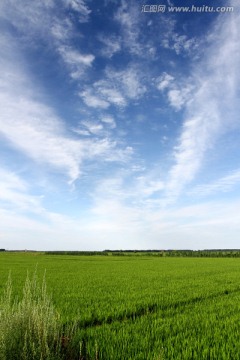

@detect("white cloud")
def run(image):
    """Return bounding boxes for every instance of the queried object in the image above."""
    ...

[51,19,73,41]
[95,83,127,107]
[0,91,131,184]
[171,34,198,55]
[0,0,55,36]
[59,46,94,66]
[65,0,91,23]
[115,0,142,55]
[0,36,132,183]
[98,34,121,58]
[72,128,90,136]
[0,169,27,194]
[0,42,83,183]
[161,18,198,56]
[0,0,94,84]
[167,110,220,198]
[80,90,110,109]
[114,0,158,60]
[58,46,95,78]
[165,9,240,200]
[111,67,147,100]
[0,84,131,182]
[80,169,240,250]
[81,65,147,109]
[156,72,193,110]
[87,142,133,163]
[167,88,190,111]
[81,120,104,135]
[101,115,116,128]
[135,177,165,197]
[146,199,240,249]
[80,86,119,109]
[1,160,240,251]
[189,169,240,197]
[2,195,240,250]
[0,93,84,182]
[0,168,44,213]
[156,73,174,91]
[0,0,74,47]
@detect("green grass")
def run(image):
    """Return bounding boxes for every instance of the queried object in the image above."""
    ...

[1,252,240,359]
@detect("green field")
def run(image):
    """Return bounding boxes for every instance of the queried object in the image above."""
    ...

[1,252,240,359]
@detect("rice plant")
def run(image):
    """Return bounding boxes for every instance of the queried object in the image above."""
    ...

[2,253,240,359]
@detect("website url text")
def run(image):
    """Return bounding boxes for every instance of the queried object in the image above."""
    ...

[141,5,234,13]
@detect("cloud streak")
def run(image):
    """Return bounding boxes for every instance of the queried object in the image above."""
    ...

[165,9,240,200]
[0,169,44,214]
[65,0,91,23]
[58,45,95,79]
[80,65,147,109]
[0,36,132,183]
[189,169,240,197]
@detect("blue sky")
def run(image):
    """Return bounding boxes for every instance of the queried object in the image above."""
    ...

[0,0,240,250]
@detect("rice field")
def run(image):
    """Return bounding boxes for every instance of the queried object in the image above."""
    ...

[1,252,240,359]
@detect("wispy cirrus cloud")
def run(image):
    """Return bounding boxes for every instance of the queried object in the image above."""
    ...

[85,170,240,250]
[0,40,82,181]
[107,66,147,100]
[161,16,199,56]
[0,168,44,214]
[0,36,132,183]
[0,92,84,182]
[164,9,240,200]
[115,0,142,55]
[114,0,159,59]
[94,83,126,107]
[0,89,131,183]
[0,0,94,83]
[167,87,193,111]
[189,169,240,197]
[65,0,91,23]
[51,18,73,41]
[98,34,122,58]
[81,120,104,136]
[163,32,199,56]
[156,72,194,111]
[80,64,147,109]
[101,115,116,129]
[74,116,117,137]
[0,0,55,36]
[58,45,95,79]
[0,0,91,31]
[156,73,174,92]
[80,89,110,109]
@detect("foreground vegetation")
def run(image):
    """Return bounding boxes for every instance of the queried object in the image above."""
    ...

[0,272,80,360]
[1,252,240,359]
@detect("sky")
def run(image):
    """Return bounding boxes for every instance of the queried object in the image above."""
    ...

[0,0,240,251]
